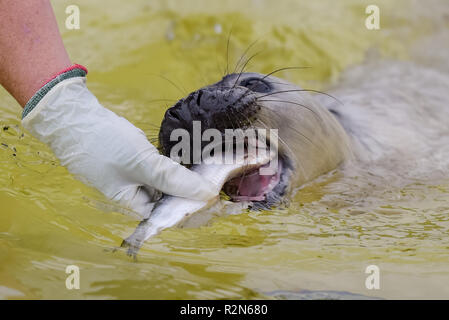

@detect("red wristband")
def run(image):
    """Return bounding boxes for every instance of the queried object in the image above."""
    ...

[40,64,88,87]
[23,64,89,119]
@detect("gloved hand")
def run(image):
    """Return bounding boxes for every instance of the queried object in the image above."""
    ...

[21,70,219,217]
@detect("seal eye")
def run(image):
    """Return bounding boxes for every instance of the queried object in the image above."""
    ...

[240,78,271,93]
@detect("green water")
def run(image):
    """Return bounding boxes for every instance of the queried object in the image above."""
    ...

[0,0,448,299]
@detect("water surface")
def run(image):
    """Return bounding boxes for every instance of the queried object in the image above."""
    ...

[0,0,448,299]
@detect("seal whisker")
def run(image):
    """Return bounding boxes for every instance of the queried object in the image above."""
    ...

[143,74,188,96]
[261,66,312,81]
[147,134,160,141]
[224,109,237,131]
[234,108,255,129]
[233,39,260,75]
[148,139,160,145]
[264,81,301,87]
[231,51,263,89]
[255,117,307,179]
[257,99,323,123]
[143,124,161,130]
[224,26,233,76]
[258,107,320,151]
[257,89,343,105]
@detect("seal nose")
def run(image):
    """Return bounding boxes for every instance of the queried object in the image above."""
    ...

[197,87,255,118]
[165,87,252,129]
[159,86,257,156]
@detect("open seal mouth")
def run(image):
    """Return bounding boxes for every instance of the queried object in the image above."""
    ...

[199,132,288,207]
[223,160,283,201]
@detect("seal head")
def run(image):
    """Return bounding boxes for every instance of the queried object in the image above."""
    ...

[159,72,352,208]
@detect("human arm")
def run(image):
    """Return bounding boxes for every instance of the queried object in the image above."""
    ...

[0,0,219,216]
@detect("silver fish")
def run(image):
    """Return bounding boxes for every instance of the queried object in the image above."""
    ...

[121,150,274,257]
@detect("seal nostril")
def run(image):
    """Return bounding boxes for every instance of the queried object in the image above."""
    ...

[167,109,182,122]
[196,90,203,106]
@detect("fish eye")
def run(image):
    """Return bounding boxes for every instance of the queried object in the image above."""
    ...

[240,77,271,93]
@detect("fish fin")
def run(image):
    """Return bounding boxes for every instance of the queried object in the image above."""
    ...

[120,237,142,260]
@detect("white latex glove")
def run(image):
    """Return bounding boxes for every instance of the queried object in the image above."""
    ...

[22,76,219,217]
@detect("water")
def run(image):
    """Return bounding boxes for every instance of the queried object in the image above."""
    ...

[1,0,448,299]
